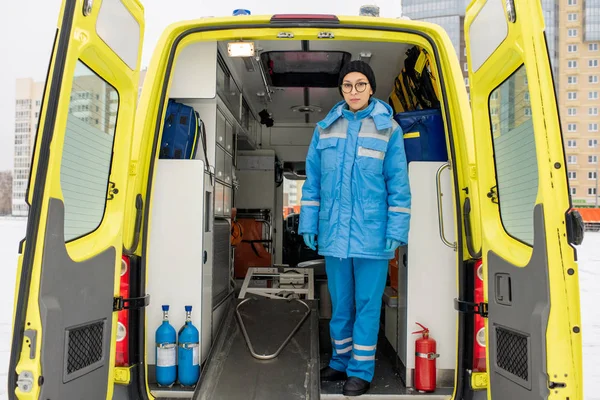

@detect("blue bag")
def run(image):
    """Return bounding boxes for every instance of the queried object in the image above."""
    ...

[160,100,200,159]
[393,108,448,163]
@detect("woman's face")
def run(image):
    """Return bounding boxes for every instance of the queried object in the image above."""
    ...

[341,72,373,112]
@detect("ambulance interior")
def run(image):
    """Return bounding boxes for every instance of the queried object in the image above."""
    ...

[143,36,463,399]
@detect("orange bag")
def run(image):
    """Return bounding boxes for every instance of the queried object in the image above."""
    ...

[234,218,272,278]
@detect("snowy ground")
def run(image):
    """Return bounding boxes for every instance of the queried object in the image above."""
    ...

[0,217,598,399]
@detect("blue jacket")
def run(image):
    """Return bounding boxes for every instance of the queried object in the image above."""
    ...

[299,98,411,260]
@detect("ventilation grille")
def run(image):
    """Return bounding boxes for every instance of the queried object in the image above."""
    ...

[496,326,529,381]
[67,321,104,374]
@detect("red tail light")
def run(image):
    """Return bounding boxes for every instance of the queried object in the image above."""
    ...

[473,259,486,372]
[115,255,130,367]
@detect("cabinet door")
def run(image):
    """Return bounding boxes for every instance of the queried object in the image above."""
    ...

[223,186,232,216]
[224,156,232,185]
[216,110,226,148]
[225,119,234,154]
[214,182,224,217]
[216,146,225,183]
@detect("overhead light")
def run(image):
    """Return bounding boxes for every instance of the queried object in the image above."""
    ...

[228,42,255,58]
[359,51,372,64]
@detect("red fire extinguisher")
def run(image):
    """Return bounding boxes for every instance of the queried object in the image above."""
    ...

[412,322,439,393]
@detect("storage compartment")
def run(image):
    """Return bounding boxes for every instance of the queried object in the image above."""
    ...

[145,159,208,395]
[144,32,465,399]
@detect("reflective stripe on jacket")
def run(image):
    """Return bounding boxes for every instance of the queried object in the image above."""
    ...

[299,98,411,260]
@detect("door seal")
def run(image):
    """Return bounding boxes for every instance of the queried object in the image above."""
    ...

[113,295,150,311]
[454,298,488,318]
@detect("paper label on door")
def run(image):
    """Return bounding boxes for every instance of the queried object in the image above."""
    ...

[157,347,176,367]
[193,345,199,366]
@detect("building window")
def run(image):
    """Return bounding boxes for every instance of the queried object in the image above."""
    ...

[589,172,597,180]
[569,171,577,179]
[568,107,577,115]
[568,60,578,68]
[590,139,598,147]
[591,43,599,52]
[568,29,578,37]
[568,76,578,84]
[590,91,599,100]
[569,155,578,164]
[568,91,578,100]
[568,123,577,132]
[590,60,599,68]
[568,44,578,52]
[571,187,577,195]
[590,123,599,132]
[568,13,578,21]
[590,75,599,84]
[589,155,598,164]
[568,139,578,148]
[464,62,468,72]
[568,0,577,5]
[487,65,537,245]
[589,188,597,195]
[524,107,532,116]
[590,107,599,115]
[465,77,469,87]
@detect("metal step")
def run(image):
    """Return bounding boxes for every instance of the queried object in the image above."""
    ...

[192,296,320,400]
[321,395,452,400]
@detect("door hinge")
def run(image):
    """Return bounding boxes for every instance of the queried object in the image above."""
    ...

[107,181,119,200]
[113,295,150,311]
[487,185,498,204]
[454,299,488,318]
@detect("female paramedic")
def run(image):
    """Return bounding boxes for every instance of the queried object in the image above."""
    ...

[299,60,411,397]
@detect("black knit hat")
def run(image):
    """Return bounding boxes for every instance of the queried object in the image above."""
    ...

[338,60,376,96]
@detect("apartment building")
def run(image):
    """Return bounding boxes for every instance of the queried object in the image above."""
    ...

[561,0,600,206]
[12,69,147,216]
[13,79,44,216]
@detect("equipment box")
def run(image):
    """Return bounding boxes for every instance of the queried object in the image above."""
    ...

[394,108,448,164]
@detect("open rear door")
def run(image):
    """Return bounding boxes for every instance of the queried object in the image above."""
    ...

[8,0,144,399]
[465,0,583,399]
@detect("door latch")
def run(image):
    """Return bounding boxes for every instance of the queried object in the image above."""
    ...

[107,181,119,200]
[487,185,498,204]
[454,299,488,318]
[113,295,150,311]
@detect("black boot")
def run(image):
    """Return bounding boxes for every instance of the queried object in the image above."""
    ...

[320,366,347,382]
[343,376,371,396]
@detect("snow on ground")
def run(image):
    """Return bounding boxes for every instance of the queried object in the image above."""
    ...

[0,218,598,399]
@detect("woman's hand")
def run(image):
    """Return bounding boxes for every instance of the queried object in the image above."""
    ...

[303,233,317,251]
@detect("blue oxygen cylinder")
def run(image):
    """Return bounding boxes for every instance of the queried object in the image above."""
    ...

[155,305,177,387]
[178,305,200,386]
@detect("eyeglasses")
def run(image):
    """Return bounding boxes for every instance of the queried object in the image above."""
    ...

[341,82,369,94]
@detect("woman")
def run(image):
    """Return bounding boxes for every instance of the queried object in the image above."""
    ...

[299,60,411,396]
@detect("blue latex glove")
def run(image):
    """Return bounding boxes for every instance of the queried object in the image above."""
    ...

[303,233,317,251]
[385,238,402,252]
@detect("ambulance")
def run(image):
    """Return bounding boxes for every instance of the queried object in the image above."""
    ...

[8,0,585,399]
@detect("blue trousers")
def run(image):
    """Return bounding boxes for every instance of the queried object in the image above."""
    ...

[325,257,388,382]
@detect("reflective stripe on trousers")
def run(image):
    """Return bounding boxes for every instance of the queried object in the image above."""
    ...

[326,257,388,382]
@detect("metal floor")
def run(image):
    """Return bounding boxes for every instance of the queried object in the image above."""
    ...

[181,296,453,400]
[319,320,454,399]
[192,296,320,400]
